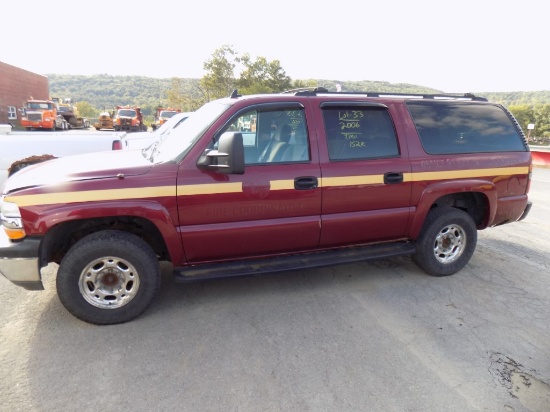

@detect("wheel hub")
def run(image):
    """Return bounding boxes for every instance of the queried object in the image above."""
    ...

[99,269,121,288]
[433,224,466,264]
[78,256,140,309]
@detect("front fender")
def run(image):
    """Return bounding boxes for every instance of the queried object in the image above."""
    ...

[33,200,184,264]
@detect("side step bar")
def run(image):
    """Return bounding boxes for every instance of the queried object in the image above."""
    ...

[173,241,416,282]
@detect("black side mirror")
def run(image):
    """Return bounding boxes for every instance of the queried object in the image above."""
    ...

[197,132,245,174]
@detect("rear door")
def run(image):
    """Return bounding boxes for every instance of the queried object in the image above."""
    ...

[316,101,413,247]
[176,102,322,263]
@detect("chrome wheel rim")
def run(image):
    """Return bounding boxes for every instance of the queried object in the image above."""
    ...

[78,256,140,309]
[433,224,466,264]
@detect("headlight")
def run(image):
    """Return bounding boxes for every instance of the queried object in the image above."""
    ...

[1,201,26,240]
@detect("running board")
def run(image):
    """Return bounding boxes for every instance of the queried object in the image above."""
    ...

[173,241,416,282]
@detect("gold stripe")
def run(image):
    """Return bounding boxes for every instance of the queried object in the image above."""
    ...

[177,182,242,195]
[321,167,529,187]
[270,180,296,190]
[410,167,528,181]
[321,175,384,186]
[6,166,530,207]
[7,186,176,207]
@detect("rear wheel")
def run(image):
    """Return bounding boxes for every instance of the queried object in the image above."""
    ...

[56,230,161,324]
[412,206,477,276]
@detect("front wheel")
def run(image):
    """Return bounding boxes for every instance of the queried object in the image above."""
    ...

[56,230,161,324]
[412,206,477,276]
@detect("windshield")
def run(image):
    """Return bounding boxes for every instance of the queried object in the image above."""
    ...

[27,102,52,110]
[118,109,136,117]
[160,111,177,118]
[147,101,230,163]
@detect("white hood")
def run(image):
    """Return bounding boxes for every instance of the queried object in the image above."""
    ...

[3,149,152,193]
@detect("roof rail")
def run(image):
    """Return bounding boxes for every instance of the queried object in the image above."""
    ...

[291,89,487,101]
[282,87,329,95]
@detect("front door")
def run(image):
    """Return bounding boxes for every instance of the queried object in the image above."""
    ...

[176,104,322,263]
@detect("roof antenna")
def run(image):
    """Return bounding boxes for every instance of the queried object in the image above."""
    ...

[229,89,241,98]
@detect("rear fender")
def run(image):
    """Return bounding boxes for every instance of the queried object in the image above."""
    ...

[408,179,496,239]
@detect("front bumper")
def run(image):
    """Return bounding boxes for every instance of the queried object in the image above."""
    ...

[0,230,44,290]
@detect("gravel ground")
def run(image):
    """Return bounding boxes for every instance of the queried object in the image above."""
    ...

[1,169,549,412]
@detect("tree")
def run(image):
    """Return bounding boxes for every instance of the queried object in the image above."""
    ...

[291,79,319,90]
[197,46,295,100]
[200,45,239,101]
[508,104,534,133]
[533,104,550,137]
[166,78,204,111]
[237,54,292,94]
[75,101,98,118]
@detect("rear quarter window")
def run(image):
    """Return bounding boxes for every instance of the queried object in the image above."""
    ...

[407,101,526,154]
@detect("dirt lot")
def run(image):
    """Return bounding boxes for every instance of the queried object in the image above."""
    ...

[1,169,549,412]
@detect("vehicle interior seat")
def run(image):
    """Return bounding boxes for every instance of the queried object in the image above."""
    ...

[264,124,292,162]
[281,127,308,161]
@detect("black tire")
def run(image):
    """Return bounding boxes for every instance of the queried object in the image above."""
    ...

[412,206,477,276]
[56,230,161,325]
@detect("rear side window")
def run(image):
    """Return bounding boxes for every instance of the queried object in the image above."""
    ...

[323,106,399,161]
[407,101,526,154]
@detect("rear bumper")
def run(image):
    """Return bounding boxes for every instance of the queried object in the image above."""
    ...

[518,201,532,221]
[0,231,44,290]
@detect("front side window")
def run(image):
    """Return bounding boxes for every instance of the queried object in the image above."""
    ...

[323,105,399,161]
[7,106,17,120]
[212,107,310,165]
[407,101,526,154]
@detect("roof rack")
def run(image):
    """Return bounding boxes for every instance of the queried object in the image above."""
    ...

[229,89,242,98]
[291,88,487,101]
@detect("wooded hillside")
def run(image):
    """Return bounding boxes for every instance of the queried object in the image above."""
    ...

[47,74,550,140]
[49,74,550,114]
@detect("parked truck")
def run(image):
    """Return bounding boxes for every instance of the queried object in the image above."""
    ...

[113,105,147,132]
[93,111,114,130]
[0,123,126,189]
[51,98,89,129]
[151,107,181,131]
[20,99,60,131]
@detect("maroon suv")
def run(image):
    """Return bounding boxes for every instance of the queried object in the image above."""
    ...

[0,89,532,324]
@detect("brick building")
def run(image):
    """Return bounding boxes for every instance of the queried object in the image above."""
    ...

[0,61,49,127]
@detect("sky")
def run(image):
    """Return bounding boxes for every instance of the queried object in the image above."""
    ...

[2,0,548,93]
